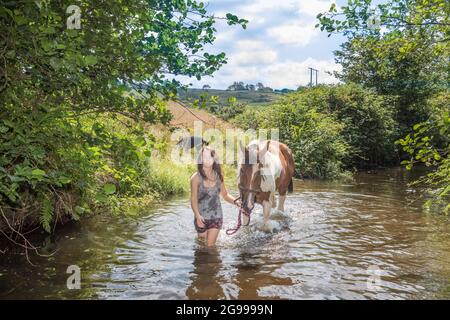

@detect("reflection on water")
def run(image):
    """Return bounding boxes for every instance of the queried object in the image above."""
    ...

[186,246,223,299]
[1,167,450,299]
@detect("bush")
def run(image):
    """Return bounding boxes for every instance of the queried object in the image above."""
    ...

[232,83,401,177]
[0,105,189,233]
[287,84,398,167]
[233,98,351,179]
[397,91,450,214]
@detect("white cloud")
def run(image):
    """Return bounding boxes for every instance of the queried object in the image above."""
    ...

[237,0,297,14]
[179,57,341,89]
[297,0,336,17]
[267,22,320,46]
[263,58,341,88]
[265,0,336,46]
[214,28,238,45]
[230,40,278,65]
[237,0,335,17]
[171,0,343,89]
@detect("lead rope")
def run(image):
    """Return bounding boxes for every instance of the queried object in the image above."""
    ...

[226,197,251,235]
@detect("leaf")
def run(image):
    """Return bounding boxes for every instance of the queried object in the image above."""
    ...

[8,175,27,183]
[134,136,146,147]
[32,169,46,176]
[95,192,108,203]
[41,40,53,52]
[58,176,72,185]
[103,183,116,195]
[84,55,98,66]
[0,125,9,133]
[40,196,53,233]
[75,206,85,214]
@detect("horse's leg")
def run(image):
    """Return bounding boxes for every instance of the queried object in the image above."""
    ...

[277,194,286,212]
[242,211,250,226]
[262,200,271,230]
[270,192,277,208]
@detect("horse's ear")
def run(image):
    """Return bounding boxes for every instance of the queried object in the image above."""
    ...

[257,140,270,161]
[239,139,244,151]
[238,139,245,161]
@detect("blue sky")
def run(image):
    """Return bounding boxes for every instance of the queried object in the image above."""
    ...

[175,0,348,90]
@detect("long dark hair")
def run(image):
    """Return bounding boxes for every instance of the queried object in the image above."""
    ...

[197,147,224,182]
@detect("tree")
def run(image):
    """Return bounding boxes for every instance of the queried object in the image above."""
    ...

[396,93,449,214]
[0,1,247,235]
[317,0,449,100]
[202,84,211,90]
[1,1,247,120]
[317,0,449,135]
[317,0,450,213]
[227,81,246,91]
[259,86,273,92]
[246,84,256,91]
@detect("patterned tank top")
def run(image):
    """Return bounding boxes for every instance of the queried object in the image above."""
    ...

[197,172,223,219]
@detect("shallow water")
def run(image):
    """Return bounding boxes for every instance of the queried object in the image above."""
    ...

[1,167,450,299]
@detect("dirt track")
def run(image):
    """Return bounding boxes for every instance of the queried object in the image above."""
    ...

[167,101,234,130]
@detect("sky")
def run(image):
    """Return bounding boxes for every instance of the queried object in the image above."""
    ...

[174,0,348,90]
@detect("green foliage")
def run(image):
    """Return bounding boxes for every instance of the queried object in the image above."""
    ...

[233,92,351,179]
[233,84,398,176]
[0,1,246,233]
[190,93,246,120]
[396,93,450,214]
[317,0,449,138]
[40,194,53,233]
[289,84,398,167]
[317,0,449,213]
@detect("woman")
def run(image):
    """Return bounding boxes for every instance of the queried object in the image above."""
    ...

[190,146,241,246]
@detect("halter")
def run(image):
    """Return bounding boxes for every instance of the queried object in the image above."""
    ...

[226,175,264,235]
[226,184,261,235]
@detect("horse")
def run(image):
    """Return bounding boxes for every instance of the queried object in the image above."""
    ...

[237,139,295,232]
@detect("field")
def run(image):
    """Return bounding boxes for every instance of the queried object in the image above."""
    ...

[178,88,282,107]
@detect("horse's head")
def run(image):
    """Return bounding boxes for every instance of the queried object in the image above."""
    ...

[237,140,270,213]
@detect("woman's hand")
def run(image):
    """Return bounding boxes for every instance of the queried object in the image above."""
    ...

[196,215,205,228]
[234,198,242,208]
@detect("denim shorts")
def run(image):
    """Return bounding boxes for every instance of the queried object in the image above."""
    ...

[194,217,223,233]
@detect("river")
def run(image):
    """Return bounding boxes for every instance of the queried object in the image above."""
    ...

[1,167,449,299]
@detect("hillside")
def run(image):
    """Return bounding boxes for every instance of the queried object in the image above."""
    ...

[178,88,281,107]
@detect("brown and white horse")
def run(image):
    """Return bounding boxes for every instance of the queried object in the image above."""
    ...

[238,139,295,232]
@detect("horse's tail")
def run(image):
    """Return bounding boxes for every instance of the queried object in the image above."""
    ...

[279,142,295,194]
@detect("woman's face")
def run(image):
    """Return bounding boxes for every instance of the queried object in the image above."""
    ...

[201,148,214,168]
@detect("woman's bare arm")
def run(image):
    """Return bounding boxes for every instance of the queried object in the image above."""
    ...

[190,173,202,219]
[220,181,240,206]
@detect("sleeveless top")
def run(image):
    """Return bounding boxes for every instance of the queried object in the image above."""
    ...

[197,172,223,219]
